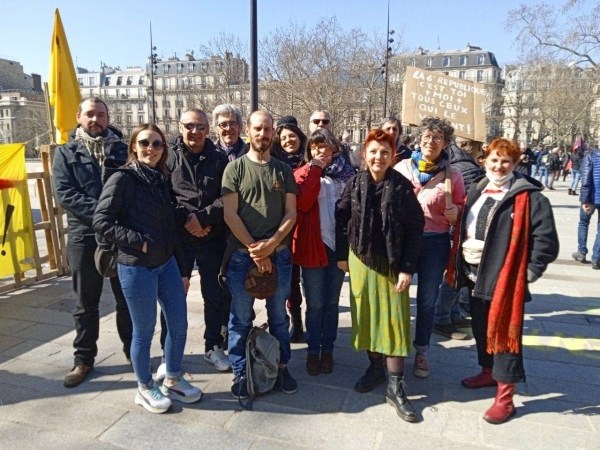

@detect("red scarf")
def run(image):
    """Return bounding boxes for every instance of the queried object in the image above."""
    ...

[486,191,530,354]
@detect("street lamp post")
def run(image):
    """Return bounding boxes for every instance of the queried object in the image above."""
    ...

[148,22,157,124]
[382,0,394,118]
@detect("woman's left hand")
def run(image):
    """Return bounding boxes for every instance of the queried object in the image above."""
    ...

[395,272,412,292]
[444,204,459,225]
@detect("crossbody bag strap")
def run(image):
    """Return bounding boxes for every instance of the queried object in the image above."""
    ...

[417,170,445,203]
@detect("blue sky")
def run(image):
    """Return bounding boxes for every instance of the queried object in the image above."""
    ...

[1,0,550,80]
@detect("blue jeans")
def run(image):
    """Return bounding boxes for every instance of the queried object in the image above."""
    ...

[537,166,549,186]
[118,256,188,388]
[434,279,462,325]
[578,204,600,262]
[227,248,293,375]
[301,246,345,355]
[414,234,450,353]
[570,169,581,190]
[531,164,538,178]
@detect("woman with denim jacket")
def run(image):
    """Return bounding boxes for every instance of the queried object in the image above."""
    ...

[93,123,201,413]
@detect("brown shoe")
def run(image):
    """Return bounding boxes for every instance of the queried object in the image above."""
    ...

[320,353,334,374]
[64,364,92,388]
[306,354,320,376]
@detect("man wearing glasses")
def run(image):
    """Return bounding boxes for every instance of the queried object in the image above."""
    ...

[213,104,247,161]
[309,109,358,169]
[164,108,231,373]
[52,97,133,388]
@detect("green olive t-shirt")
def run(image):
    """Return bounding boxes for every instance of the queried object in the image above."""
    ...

[221,155,297,241]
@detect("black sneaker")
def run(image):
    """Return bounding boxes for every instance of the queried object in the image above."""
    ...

[231,372,248,399]
[432,323,467,340]
[593,261,600,270]
[573,251,587,263]
[274,366,298,394]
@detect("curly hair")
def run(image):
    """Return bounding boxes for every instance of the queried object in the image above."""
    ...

[417,116,454,144]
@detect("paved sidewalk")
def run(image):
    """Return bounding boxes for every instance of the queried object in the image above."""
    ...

[0,179,599,450]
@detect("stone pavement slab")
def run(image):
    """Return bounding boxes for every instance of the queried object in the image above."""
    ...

[0,178,598,449]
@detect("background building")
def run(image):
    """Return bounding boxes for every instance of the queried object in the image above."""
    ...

[0,58,46,155]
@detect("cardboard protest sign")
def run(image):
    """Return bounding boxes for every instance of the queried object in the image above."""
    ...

[402,66,487,142]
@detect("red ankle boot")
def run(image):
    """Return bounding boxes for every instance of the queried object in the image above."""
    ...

[461,368,497,389]
[483,382,517,424]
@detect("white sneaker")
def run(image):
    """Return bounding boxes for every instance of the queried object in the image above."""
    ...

[135,384,172,413]
[204,345,232,372]
[160,376,202,403]
[156,362,167,382]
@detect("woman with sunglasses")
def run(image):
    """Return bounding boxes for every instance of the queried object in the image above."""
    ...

[336,129,424,422]
[393,117,465,380]
[293,128,354,375]
[93,123,201,414]
[271,116,308,342]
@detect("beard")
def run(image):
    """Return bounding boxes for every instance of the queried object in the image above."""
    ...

[83,124,107,138]
[252,139,271,154]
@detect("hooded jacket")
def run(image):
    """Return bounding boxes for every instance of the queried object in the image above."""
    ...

[93,163,182,270]
[52,126,128,236]
[454,172,559,302]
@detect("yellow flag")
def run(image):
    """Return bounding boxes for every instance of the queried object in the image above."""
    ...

[48,9,81,145]
[0,144,37,277]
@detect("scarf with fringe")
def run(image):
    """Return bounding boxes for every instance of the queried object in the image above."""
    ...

[486,190,529,354]
[348,168,404,278]
[324,153,355,182]
[75,127,121,165]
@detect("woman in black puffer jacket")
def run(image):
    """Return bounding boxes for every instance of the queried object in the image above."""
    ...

[93,123,201,414]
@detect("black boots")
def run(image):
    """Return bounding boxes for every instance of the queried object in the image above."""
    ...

[289,308,304,343]
[568,188,573,195]
[386,373,416,422]
[354,355,386,393]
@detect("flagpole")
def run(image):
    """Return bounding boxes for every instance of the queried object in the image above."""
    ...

[150,22,157,124]
[43,82,56,144]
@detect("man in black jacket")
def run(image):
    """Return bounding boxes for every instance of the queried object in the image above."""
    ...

[165,108,231,373]
[52,97,133,387]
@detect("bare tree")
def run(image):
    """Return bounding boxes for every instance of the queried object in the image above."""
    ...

[506,0,600,67]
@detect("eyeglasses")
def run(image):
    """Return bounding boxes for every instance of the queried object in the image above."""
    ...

[137,139,165,150]
[217,121,239,130]
[181,122,207,131]
[312,119,330,125]
[421,134,443,143]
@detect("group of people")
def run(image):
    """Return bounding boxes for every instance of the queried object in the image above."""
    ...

[52,97,559,424]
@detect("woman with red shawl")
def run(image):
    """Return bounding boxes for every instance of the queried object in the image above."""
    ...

[451,138,558,424]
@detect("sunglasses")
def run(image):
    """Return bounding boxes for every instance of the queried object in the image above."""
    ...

[217,121,239,130]
[312,119,330,125]
[137,139,165,150]
[181,122,207,131]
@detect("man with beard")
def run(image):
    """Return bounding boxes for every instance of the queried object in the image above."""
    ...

[52,97,133,387]
[221,110,298,399]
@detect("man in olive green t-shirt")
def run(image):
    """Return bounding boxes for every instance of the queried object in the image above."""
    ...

[221,110,298,399]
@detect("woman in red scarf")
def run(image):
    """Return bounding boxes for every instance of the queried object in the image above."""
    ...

[452,138,558,424]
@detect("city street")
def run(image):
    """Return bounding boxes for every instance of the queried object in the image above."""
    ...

[0,178,598,450]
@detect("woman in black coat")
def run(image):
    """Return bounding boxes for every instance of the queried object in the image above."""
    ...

[452,138,558,424]
[93,123,201,414]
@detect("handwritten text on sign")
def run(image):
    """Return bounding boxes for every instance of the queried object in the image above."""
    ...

[402,66,487,142]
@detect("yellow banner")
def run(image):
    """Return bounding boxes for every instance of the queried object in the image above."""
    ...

[0,144,37,277]
[48,9,81,144]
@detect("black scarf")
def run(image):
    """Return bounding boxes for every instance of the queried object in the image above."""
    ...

[348,168,405,278]
[130,160,167,201]
[216,138,247,162]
